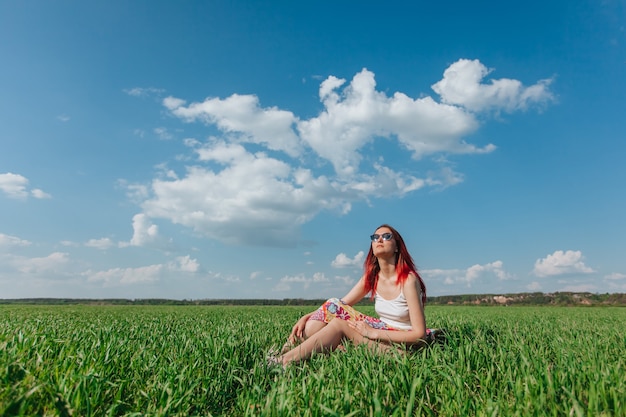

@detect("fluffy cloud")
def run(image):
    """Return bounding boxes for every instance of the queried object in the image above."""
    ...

[83,255,199,286]
[533,250,594,277]
[422,260,512,288]
[0,172,51,199]
[298,68,488,176]
[170,255,199,273]
[118,214,163,248]
[85,238,115,250]
[130,213,159,246]
[1,172,33,198]
[133,59,554,247]
[278,272,330,290]
[465,261,512,283]
[432,59,554,113]
[164,93,301,157]
[10,252,70,274]
[0,233,31,248]
[140,143,352,246]
[331,251,365,268]
[86,215,167,251]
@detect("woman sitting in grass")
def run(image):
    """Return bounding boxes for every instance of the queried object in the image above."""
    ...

[270,224,433,368]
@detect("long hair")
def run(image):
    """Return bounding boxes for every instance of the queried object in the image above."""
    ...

[363,224,427,305]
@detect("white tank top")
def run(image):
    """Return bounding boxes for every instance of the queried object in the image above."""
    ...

[374,286,412,330]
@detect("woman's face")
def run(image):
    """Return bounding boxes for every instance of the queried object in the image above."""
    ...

[371,227,397,257]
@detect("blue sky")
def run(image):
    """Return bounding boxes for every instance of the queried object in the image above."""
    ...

[1,0,625,300]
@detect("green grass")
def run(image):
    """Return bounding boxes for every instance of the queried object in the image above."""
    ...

[1,305,624,416]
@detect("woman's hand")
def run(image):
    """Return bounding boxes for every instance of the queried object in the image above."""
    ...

[348,320,378,341]
[288,315,310,343]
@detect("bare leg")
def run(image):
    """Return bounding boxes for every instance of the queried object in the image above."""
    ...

[304,319,327,338]
[281,319,327,353]
[280,318,384,366]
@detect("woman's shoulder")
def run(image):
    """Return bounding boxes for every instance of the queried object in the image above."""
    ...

[402,273,422,293]
[404,272,419,284]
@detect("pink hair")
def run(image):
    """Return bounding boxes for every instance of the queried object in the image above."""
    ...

[363,224,427,304]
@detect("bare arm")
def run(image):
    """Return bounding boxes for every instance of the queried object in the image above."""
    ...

[338,275,369,305]
[349,274,426,345]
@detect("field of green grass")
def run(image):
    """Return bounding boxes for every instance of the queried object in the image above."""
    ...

[1,304,624,416]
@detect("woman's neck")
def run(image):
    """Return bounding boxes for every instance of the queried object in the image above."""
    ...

[377,258,397,281]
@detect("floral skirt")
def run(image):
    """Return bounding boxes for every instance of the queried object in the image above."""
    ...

[307,298,439,346]
[309,297,399,330]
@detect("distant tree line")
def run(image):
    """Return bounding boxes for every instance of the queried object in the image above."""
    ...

[1,292,625,306]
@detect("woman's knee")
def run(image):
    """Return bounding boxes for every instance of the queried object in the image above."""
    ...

[328,317,349,330]
[304,319,326,338]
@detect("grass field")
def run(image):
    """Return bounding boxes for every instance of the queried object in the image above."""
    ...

[1,304,624,416]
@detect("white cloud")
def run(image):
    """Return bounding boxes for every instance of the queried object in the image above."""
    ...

[605,272,626,280]
[331,251,365,268]
[139,143,350,246]
[465,260,511,283]
[85,238,115,250]
[85,264,163,285]
[426,166,465,189]
[279,274,308,283]
[0,172,51,199]
[31,189,52,199]
[278,272,331,290]
[349,164,427,196]
[134,141,470,246]
[83,257,199,287]
[0,233,31,248]
[298,68,486,176]
[119,214,161,248]
[144,61,554,247]
[170,255,199,273]
[422,260,512,288]
[164,93,301,157]
[432,59,555,113]
[10,252,70,274]
[533,250,594,277]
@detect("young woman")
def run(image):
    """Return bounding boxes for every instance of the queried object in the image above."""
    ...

[270,224,429,368]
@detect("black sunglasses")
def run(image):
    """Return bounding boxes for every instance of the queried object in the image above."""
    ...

[370,232,393,242]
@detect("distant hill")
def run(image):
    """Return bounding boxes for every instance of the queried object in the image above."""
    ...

[425,291,626,306]
[1,292,625,306]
